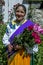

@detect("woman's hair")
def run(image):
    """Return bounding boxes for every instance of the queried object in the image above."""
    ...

[15,4,26,14]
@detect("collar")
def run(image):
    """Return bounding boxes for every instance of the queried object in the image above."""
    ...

[12,19,27,25]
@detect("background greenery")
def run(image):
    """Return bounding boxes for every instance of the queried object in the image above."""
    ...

[0,24,7,65]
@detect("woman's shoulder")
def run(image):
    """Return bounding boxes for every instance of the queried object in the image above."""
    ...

[26,19,35,24]
[6,21,16,29]
[12,20,16,25]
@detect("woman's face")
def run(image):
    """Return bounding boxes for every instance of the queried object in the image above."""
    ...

[15,6,26,21]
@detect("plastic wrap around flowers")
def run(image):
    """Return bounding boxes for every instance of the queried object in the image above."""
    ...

[13,23,43,56]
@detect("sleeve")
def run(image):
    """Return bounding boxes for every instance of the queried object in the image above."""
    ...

[33,44,38,53]
[2,24,11,46]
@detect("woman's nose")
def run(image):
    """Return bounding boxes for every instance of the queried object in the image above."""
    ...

[18,12,22,15]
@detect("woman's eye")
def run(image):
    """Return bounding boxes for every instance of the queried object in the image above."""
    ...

[21,11,24,13]
[16,10,24,13]
[16,10,19,12]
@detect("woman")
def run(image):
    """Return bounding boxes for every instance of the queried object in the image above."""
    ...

[3,4,42,65]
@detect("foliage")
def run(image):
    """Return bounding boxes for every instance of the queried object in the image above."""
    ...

[33,42,43,65]
[14,28,35,55]
[0,24,7,65]
[0,14,3,21]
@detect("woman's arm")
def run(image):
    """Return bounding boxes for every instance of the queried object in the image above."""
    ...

[2,24,11,46]
[2,24,13,52]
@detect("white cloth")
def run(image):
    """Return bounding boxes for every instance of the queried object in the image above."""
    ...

[33,44,38,53]
[2,23,20,46]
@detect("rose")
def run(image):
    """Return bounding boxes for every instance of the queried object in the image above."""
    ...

[32,32,39,38]
[28,26,33,30]
[34,38,41,44]
[32,32,41,44]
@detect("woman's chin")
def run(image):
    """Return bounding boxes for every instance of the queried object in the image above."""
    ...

[17,19,22,21]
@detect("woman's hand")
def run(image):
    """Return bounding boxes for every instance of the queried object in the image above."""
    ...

[14,45,22,50]
[7,44,13,52]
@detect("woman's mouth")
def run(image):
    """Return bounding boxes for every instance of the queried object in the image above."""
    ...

[17,15,23,19]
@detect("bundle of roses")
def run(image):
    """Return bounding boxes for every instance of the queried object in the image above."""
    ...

[13,23,43,56]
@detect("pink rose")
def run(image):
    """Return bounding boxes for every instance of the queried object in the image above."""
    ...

[33,23,43,34]
[32,32,39,39]
[32,32,41,44]
[34,38,41,44]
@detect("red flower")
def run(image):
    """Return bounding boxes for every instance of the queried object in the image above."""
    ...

[32,32,41,44]
[28,25,33,30]
[34,38,41,44]
[32,32,40,39]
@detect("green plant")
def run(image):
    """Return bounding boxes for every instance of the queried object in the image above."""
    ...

[0,24,7,65]
[0,14,3,21]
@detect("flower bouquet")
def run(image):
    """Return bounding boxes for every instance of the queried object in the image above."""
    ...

[13,25,41,56]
